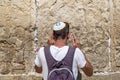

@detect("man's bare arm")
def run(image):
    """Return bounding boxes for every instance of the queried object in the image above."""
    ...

[35,65,42,73]
[81,58,93,76]
[71,34,93,76]
[35,34,54,73]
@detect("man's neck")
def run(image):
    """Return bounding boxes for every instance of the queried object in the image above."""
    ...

[54,39,67,48]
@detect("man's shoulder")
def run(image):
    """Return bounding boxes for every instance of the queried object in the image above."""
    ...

[40,46,44,49]
[74,48,85,59]
[38,47,44,53]
[68,46,81,52]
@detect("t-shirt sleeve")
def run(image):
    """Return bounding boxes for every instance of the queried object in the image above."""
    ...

[75,48,86,68]
[34,50,42,67]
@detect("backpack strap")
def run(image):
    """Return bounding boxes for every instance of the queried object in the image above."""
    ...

[44,46,56,71]
[62,46,76,70]
[44,46,76,71]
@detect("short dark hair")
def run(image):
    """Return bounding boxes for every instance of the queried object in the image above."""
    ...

[53,22,69,40]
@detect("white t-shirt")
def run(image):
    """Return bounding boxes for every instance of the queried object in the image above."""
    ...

[35,45,86,80]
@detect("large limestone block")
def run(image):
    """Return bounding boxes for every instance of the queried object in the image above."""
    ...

[113,0,120,69]
[0,0,120,75]
[82,72,120,80]
[37,0,110,72]
[0,0,35,74]
[0,73,120,80]
[0,74,43,80]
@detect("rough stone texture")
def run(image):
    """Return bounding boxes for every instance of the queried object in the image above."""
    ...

[0,73,120,80]
[113,0,120,70]
[0,0,120,80]
[37,0,110,71]
[0,0,35,74]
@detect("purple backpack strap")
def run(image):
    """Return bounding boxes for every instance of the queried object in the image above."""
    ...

[44,46,56,71]
[63,46,76,70]
[44,46,76,71]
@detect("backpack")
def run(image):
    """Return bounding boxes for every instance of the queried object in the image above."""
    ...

[44,46,76,80]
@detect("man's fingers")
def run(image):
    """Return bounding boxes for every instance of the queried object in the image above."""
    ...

[47,35,54,45]
[71,34,81,48]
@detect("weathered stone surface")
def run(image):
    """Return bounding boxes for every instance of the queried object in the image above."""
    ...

[113,0,120,69]
[37,0,110,71]
[83,72,120,80]
[0,62,12,74]
[0,73,43,80]
[0,0,120,79]
[11,62,25,74]
[24,51,35,73]
[0,0,34,75]
[0,73,120,80]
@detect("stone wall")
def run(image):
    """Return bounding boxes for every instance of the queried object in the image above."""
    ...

[0,0,120,80]
[0,0,35,74]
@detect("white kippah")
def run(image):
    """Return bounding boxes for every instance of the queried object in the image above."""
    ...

[53,22,66,31]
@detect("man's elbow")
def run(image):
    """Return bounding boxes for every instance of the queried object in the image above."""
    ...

[86,67,93,77]
[34,65,42,73]
[86,71,93,77]
[81,64,93,77]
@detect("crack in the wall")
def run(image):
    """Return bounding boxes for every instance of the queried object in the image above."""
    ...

[108,30,111,70]
[34,0,39,52]
[33,0,39,72]
[52,0,57,6]
[107,0,113,71]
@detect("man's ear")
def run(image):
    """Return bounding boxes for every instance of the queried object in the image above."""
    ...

[67,33,70,39]
[52,33,55,39]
